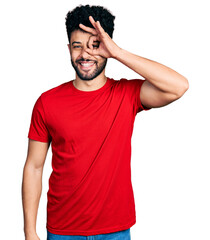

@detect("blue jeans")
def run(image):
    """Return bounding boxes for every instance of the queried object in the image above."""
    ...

[47,228,131,240]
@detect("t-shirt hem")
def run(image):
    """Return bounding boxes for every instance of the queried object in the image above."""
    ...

[46,218,136,236]
[28,132,50,142]
[28,134,50,143]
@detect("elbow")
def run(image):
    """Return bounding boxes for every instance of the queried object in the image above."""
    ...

[174,77,189,99]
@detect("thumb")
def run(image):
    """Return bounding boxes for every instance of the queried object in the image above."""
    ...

[88,35,100,49]
[85,47,100,56]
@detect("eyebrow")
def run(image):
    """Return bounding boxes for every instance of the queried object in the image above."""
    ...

[72,41,81,45]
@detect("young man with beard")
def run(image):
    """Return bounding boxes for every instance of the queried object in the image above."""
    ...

[22,4,189,240]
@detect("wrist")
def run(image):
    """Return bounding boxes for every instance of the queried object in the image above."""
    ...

[112,47,128,61]
[24,228,37,237]
[111,46,123,59]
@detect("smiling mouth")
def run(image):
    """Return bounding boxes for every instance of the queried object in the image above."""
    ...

[78,61,96,71]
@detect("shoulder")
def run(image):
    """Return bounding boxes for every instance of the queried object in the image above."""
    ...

[117,78,145,84]
[109,77,145,93]
[40,80,71,102]
[110,77,144,86]
[116,78,145,89]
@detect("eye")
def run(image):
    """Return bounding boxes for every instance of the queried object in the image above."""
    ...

[92,43,99,48]
[73,45,81,48]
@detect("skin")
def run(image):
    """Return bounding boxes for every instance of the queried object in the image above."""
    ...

[22,140,50,240]
[68,29,108,87]
[67,29,109,91]
[22,15,189,240]
[70,15,189,108]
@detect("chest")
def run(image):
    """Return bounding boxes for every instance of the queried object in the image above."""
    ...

[45,91,135,144]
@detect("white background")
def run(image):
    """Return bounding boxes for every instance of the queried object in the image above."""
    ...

[0,0,209,239]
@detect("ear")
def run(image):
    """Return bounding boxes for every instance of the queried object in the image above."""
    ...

[67,44,71,53]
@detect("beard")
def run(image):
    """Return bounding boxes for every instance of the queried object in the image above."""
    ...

[71,57,107,81]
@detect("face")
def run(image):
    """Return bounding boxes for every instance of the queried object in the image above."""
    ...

[68,29,107,81]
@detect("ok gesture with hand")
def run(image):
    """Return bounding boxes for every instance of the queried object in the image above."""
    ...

[79,16,121,59]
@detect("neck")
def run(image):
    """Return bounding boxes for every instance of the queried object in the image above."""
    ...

[73,72,107,91]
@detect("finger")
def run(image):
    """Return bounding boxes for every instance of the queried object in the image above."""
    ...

[89,16,98,30]
[95,21,106,35]
[85,47,100,56]
[89,16,104,35]
[88,35,100,49]
[79,23,97,35]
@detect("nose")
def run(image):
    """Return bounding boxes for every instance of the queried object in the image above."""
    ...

[80,45,92,59]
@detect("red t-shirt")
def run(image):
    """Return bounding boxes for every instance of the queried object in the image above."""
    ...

[28,77,150,236]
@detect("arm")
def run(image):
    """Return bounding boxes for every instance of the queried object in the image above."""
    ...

[114,50,189,108]
[79,16,189,108]
[22,139,50,240]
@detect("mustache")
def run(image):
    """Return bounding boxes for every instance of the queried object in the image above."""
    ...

[76,58,97,63]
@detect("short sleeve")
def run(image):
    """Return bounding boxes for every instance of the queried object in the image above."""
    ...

[28,95,52,143]
[125,79,151,114]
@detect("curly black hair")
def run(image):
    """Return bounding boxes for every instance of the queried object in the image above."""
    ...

[65,4,115,43]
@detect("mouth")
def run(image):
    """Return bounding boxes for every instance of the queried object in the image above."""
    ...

[78,61,96,71]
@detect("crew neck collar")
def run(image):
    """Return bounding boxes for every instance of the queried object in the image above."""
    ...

[70,77,112,95]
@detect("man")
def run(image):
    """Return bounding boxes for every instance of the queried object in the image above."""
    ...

[22,4,189,240]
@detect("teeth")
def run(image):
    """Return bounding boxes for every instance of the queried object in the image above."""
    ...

[80,62,95,66]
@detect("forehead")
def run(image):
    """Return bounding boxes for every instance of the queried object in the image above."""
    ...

[70,29,93,44]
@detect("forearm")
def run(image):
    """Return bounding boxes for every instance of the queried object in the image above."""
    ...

[22,164,43,237]
[114,48,188,96]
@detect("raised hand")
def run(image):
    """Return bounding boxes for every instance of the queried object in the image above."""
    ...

[79,16,121,59]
